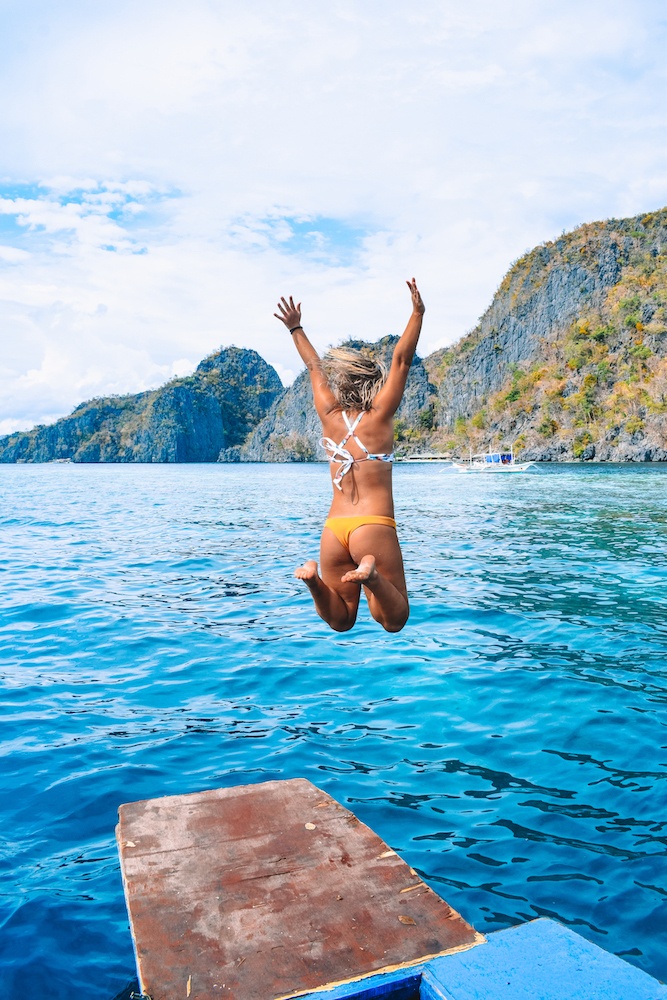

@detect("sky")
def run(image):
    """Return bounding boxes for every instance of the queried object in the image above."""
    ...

[0,0,665,433]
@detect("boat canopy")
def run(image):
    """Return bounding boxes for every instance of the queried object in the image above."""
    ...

[473,452,513,464]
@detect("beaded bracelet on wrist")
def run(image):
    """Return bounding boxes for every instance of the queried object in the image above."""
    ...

[289,325,303,334]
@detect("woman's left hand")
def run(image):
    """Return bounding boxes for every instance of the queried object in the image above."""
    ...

[274,296,302,330]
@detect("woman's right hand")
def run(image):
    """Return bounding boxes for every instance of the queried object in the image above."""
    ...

[274,295,302,330]
[406,278,425,316]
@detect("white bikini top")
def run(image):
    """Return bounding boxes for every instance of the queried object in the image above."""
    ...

[320,411,394,491]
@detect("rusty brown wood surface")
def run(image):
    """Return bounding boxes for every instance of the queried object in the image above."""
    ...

[117,778,483,1000]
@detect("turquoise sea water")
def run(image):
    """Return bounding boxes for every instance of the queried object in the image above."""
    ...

[1,462,666,997]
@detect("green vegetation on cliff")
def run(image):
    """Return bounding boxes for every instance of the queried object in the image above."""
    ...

[429,209,667,461]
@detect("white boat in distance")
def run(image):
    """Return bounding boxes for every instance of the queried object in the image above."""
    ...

[452,450,535,473]
[400,452,452,463]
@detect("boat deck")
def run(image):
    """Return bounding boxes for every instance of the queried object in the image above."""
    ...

[117,778,482,1000]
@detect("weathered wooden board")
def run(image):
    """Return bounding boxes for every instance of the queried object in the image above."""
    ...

[117,778,483,1000]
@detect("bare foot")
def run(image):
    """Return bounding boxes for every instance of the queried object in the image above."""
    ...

[341,555,378,584]
[295,560,319,585]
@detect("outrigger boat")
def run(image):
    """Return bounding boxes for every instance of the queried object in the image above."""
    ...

[452,448,534,473]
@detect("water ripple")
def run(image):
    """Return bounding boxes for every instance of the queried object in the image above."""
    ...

[1,463,667,996]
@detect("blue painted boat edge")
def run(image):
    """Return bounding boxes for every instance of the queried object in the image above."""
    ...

[286,937,486,999]
[421,917,667,1000]
[286,964,424,999]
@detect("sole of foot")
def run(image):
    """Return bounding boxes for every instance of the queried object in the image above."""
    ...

[295,560,319,582]
[341,555,377,584]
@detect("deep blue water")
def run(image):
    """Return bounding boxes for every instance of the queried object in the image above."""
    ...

[1,462,666,997]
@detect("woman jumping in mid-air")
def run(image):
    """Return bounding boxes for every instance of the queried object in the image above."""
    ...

[274,279,425,633]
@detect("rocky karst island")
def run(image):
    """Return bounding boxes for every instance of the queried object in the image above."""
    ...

[2,208,666,464]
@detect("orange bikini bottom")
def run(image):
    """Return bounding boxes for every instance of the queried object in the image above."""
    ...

[324,515,397,551]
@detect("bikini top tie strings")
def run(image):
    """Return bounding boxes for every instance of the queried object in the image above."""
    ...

[320,411,394,491]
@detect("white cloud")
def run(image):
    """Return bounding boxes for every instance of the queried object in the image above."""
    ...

[0,245,30,263]
[0,0,665,430]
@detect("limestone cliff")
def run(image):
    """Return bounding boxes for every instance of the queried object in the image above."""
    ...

[239,208,667,464]
[3,208,665,465]
[0,347,282,463]
[426,208,667,461]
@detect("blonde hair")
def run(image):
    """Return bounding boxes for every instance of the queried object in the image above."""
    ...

[319,347,387,411]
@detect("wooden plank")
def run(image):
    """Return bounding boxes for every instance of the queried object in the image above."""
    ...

[117,778,483,1000]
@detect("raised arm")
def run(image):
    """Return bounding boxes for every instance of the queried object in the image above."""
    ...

[274,296,337,418]
[373,279,425,416]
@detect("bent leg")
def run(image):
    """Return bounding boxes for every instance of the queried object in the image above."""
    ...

[346,525,409,632]
[295,531,361,632]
